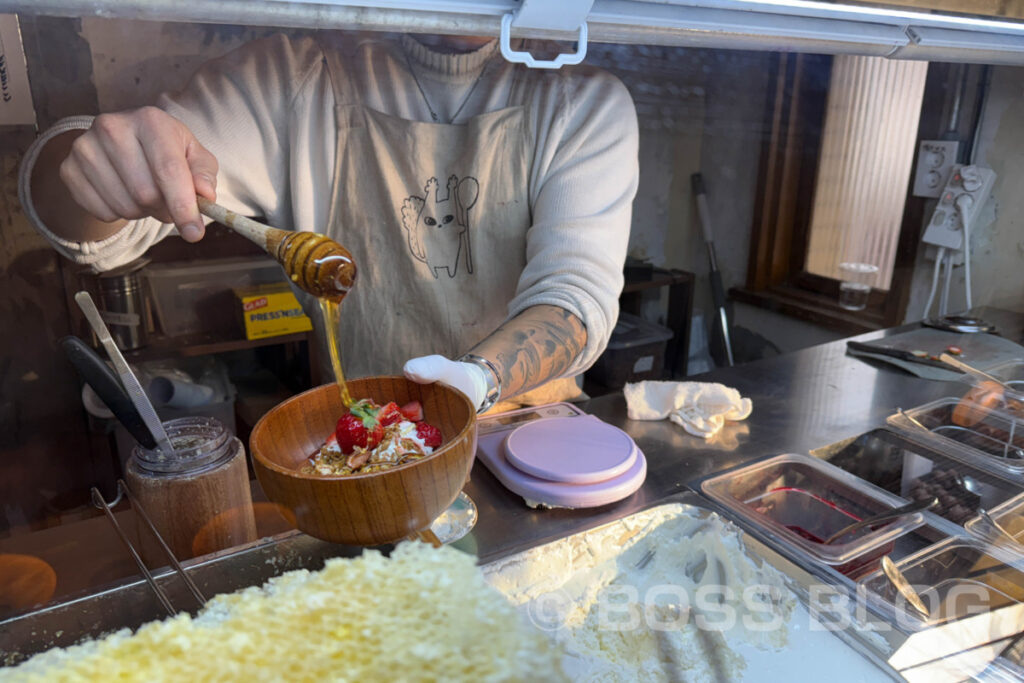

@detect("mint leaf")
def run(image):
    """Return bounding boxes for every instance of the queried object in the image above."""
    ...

[349,399,379,428]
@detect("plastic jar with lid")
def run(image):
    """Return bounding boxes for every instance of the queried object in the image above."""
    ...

[125,416,256,565]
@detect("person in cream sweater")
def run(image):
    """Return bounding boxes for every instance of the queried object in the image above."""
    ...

[21,32,639,413]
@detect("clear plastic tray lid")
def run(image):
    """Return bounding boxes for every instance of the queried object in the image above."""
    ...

[859,536,1024,627]
[701,454,925,566]
[888,397,1024,477]
[964,490,1024,551]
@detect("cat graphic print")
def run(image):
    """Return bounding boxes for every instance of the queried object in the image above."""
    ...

[401,175,479,278]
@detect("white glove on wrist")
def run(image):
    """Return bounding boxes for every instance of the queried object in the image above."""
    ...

[403,355,489,411]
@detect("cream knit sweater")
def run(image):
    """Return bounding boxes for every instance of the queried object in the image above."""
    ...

[20,34,639,374]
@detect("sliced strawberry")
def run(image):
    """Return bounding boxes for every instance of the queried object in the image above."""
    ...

[365,421,385,450]
[346,450,370,470]
[335,413,369,454]
[324,431,339,449]
[377,401,402,427]
[400,400,424,422]
[416,422,442,448]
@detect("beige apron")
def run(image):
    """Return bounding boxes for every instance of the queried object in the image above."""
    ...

[316,41,580,406]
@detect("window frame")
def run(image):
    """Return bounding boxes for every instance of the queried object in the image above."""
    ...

[733,54,965,333]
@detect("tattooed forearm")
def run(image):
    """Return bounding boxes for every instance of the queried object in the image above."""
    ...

[465,305,587,400]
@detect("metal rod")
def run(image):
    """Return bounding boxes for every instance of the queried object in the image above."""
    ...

[91,484,176,617]
[1008,419,1017,463]
[12,0,1024,37]
[718,307,735,366]
[692,173,735,367]
[931,424,1024,461]
[119,480,207,608]
[0,0,910,57]
[946,62,965,136]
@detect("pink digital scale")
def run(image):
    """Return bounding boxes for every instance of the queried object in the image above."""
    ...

[476,403,647,508]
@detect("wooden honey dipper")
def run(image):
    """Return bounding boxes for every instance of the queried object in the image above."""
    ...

[197,197,356,302]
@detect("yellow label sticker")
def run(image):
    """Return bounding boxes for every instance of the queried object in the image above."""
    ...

[238,289,312,340]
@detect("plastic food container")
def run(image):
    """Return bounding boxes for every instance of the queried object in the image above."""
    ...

[586,312,673,388]
[812,428,1018,527]
[144,256,287,337]
[859,537,1024,627]
[701,454,925,578]
[956,359,1024,402]
[888,398,1024,478]
[965,491,1024,549]
[112,358,237,471]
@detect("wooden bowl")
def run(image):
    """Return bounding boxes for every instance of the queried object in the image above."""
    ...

[249,376,477,546]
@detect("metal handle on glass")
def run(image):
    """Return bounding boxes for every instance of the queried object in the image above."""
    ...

[75,291,175,455]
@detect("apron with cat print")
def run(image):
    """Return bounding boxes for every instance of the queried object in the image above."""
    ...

[318,43,532,384]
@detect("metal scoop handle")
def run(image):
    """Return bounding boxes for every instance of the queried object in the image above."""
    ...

[939,353,1012,391]
[977,508,1020,547]
[881,555,930,619]
[75,291,175,455]
[822,496,937,545]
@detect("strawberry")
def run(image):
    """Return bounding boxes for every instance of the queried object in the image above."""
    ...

[324,431,339,450]
[400,400,424,422]
[333,400,386,454]
[416,422,442,448]
[365,422,384,450]
[377,401,402,427]
[335,413,369,454]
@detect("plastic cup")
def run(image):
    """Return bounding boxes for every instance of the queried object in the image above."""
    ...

[838,262,879,311]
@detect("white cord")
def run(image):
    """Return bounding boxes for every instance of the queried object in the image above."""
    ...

[940,249,953,316]
[922,246,945,320]
[957,195,973,310]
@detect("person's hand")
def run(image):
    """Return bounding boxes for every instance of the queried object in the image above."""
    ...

[59,106,218,242]
[403,355,488,412]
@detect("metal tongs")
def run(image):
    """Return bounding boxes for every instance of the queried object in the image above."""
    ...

[74,291,202,614]
[92,480,207,616]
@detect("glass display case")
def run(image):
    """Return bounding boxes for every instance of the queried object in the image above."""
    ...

[4,2,1024,680]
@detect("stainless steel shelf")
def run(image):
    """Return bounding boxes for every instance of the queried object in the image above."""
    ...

[5,0,1024,63]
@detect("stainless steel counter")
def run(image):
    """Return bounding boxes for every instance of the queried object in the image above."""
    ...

[466,307,1024,564]
[4,308,1024,665]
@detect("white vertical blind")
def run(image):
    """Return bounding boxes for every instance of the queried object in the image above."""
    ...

[804,55,928,289]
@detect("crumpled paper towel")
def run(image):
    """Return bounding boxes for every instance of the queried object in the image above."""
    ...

[623,381,753,439]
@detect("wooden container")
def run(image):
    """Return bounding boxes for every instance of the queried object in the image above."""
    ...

[126,417,257,564]
[249,376,477,546]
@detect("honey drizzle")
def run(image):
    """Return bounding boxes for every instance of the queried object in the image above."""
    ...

[270,231,356,302]
[261,229,356,408]
[319,298,353,408]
